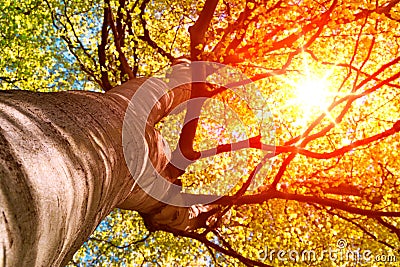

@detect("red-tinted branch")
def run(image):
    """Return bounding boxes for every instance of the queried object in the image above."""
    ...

[189,0,219,60]
[198,120,400,160]
[98,6,113,91]
[234,152,271,199]
[215,189,400,218]
[170,0,219,175]
[216,49,296,91]
[239,0,399,57]
[116,0,127,81]
[305,50,400,90]
[367,0,400,16]
[218,0,253,55]
[270,153,296,188]
[199,135,270,158]
[286,55,400,146]
[237,0,337,55]
[270,60,400,187]
[220,0,284,64]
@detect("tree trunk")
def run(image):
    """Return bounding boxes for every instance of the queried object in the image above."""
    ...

[0,77,195,266]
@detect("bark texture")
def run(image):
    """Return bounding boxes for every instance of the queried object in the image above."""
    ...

[0,76,195,266]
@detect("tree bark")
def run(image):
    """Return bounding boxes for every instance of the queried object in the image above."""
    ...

[0,76,195,266]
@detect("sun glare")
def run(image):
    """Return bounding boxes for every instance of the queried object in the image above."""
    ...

[293,78,331,110]
[285,74,337,128]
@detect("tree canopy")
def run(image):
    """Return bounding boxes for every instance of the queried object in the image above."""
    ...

[2,0,400,266]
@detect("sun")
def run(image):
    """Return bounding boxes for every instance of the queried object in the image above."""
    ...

[285,74,336,127]
[293,78,331,111]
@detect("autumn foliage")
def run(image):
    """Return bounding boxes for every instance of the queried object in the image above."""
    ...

[2,0,400,266]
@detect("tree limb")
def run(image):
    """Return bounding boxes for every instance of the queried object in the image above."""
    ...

[214,189,400,218]
[98,6,113,91]
[106,0,135,80]
[198,120,400,160]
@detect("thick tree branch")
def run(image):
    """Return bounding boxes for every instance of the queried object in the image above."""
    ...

[198,120,400,160]
[168,0,220,178]
[116,0,128,81]
[189,0,219,61]
[98,6,113,91]
[214,189,400,218]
